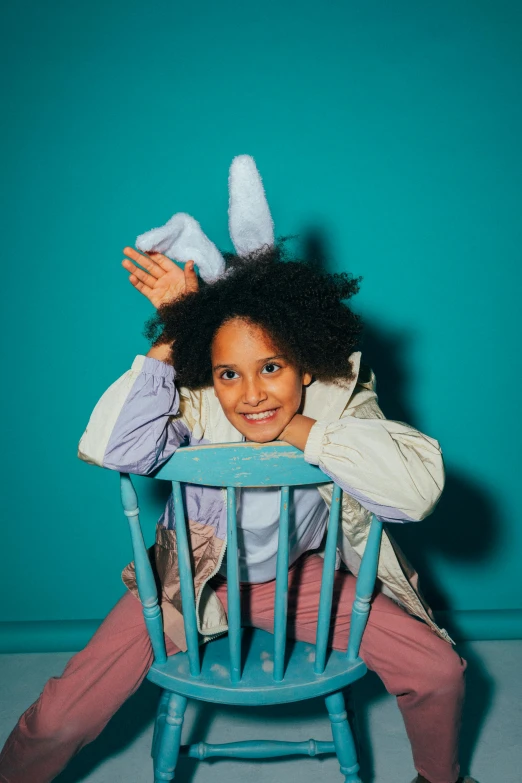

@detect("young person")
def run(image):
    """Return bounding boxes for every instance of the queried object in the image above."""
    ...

[0,243,477,783]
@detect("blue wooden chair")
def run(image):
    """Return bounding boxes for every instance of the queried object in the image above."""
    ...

[119,441,383,783]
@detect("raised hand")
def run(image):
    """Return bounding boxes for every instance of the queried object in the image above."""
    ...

[122,247,199,309]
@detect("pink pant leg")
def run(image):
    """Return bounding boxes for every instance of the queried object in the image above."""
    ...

[0,558,465,783]
[0,592,180,783]
[235,554,466,783]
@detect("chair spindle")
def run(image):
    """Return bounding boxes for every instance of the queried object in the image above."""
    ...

[314,483,343,674]
[273,485,290,682]
[120,474,167,665]
[346,516,383,661]
[226,487,241,683]
[172,480,200,676]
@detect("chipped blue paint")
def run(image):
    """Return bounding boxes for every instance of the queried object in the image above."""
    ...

[154,442,329,487]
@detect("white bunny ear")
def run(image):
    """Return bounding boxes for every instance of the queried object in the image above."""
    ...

[136,212,226,283]
[228,155,274,256]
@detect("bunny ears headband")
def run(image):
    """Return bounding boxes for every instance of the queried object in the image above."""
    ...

[135,155,275,283]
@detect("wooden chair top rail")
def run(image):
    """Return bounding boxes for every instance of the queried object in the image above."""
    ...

[154,441,331,487]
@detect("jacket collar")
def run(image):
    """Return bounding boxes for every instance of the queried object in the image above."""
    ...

[301,351,361,422]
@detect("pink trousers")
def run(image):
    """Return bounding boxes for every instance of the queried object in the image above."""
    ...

[0,554,465,783]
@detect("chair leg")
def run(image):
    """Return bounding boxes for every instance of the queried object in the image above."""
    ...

[153,692,188,783]
[152,689,171,760]
[325,690,362,783]
[344,686,362,763]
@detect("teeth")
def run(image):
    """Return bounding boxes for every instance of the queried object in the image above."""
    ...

[244,409,276,420]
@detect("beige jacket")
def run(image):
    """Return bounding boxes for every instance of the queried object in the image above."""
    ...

[78,351,452,650]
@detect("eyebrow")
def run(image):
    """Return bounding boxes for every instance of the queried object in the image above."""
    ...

[212,354,286,372]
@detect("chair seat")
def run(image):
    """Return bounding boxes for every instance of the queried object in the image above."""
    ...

[147,628,367,706]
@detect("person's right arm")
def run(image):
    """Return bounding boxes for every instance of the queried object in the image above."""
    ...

[78,248,199,475]
[146,341,174,363]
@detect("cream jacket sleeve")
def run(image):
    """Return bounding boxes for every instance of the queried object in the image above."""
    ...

[78,355,197,475]
[304,377,445,523]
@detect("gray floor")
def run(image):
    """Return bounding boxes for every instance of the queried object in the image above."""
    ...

[0,641,520,782]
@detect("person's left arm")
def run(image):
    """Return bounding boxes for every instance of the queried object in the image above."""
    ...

[278,392,444,524]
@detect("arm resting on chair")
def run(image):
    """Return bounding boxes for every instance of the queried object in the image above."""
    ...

[303,391,444,524]
[78,354,192,475]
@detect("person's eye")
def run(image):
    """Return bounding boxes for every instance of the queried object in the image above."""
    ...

[221,370,239,380]
[262,363,281,374]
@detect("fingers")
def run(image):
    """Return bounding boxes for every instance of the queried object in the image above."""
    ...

[147,252,179,273]
[123,247,177,276]
[121,258,157,287]
[121,247,198,305]
[128,274,155,301]
[184,260,199,293]
[122,247,167,280]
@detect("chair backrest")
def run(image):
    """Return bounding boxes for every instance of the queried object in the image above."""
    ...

[120,441,383,683]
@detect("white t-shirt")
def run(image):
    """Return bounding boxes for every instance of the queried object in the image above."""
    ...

[218,485,329,583]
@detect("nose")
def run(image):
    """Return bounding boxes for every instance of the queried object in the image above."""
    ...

[242,376,268,407]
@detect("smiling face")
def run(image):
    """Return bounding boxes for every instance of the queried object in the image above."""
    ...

[211,318,312,442]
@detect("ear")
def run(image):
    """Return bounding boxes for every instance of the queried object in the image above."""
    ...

[136,212,226,283]
[228,155,275,256]
[302,371,313,387]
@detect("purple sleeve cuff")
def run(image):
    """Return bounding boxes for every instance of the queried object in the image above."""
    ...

[103,355,189,475]
[134,355,176,379]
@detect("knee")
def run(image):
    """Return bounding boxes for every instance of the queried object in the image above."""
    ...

[22,697,76,744]
[419,648,466,701]
[22,684,94,746]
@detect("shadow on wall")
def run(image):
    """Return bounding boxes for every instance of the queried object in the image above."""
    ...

[358,318,501,612]
[303,227,498,778]
[302,225,502,613]
[352,321,499,780]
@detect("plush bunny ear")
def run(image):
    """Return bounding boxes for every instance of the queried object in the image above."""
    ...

[136,212,226,283]
[228,155,274,256]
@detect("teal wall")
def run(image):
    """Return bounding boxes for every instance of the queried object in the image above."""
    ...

[1,1,521,643]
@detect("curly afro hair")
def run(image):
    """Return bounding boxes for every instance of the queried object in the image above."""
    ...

[144,243,364,390]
